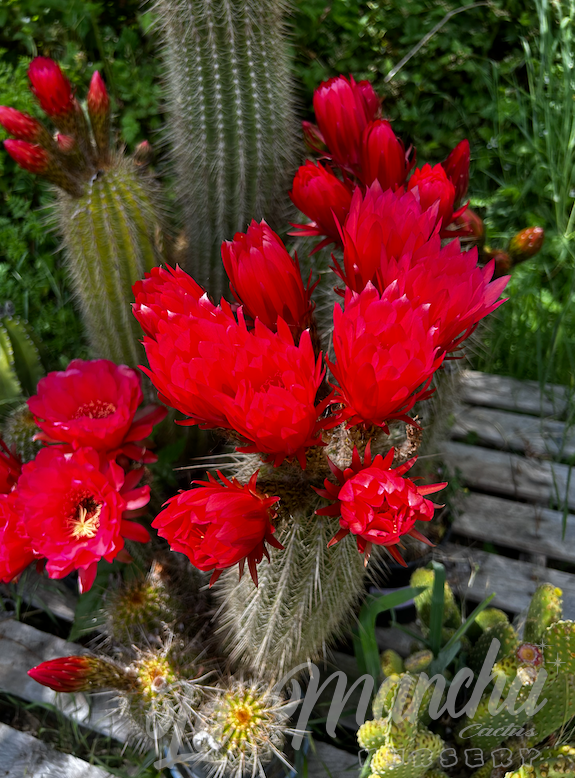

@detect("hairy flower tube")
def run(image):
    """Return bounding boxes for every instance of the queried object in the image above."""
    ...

[312,75,379,169]
[28,655,130,693]
[152,471,281,585]
[28,359,166,461]
[316,444,446,564]
[441,139,470,206]
[328,283,444,429]
[221,220,314,334]
[0,437,21,494]
[359,119,411,190]
[289,160,353,249]
[17,446,150,593]
[335,183,438,293]
[141,295,330,467]
[0,491,35,583]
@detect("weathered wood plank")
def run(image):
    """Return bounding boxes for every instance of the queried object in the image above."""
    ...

[437,542,575,618]
[440,441,575,510]
[450,404,575,461]
[459,370,569,418]
[0,721,113,777]
[0,619,130,742]
[452,492,575,563]
[1,573,77,623]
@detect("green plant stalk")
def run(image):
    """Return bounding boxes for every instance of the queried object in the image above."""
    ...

[56,157,165,366]
[152,0,299,298]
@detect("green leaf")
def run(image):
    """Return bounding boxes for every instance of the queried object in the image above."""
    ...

[429,561,446,656]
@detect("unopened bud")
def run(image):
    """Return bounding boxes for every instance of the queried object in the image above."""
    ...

[28,57,74,119]
[133,140,153,166]
[87,71,110,165]
[453,207,485,247]
[56,134,76,153]
[508,226,545,263]
[28,655,131,693]
[0,107,43,142]
[4,139,49,173]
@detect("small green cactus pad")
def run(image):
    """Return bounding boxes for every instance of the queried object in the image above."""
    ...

[531,672,575,743]
[370,727,443,777]
[467,607,509,643]
[469,622,519,675]
[459,687,531,752]
[404,651,434,674]
[504,744,575,776]
[542,620,575,674]
[524,584,563,644]
[471,765,494,778]
[358,719,389,751]
[382,649,405,677]
[410,568,461,631]
[374,675,402,719]
[423,771,450,778]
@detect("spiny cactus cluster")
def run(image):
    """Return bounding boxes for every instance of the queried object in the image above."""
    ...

[0,59,166,368]
[152,0,298,297]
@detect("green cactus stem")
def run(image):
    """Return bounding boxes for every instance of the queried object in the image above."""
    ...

[0,316,44,403]
[524,584,563,644]
[55,156,166,366]
[469,622,519,676]
[411,567,461,632]
[504,745,575,777]
[2,403,42,462]
[151,0,299,298]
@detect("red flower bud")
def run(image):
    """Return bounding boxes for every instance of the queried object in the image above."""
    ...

[508,226,545,262]
[56,134,76,153]
[4,139,49,173]
[289,160,353,248]
[442,139,470,205]
[221,219,314,333]
[28,655,129,692]
[408,163,456,229]
[28,57,74,117]
[359,119,409,190]
[0,107,43,142]
[87,71,109,117]
[313,75,379,168]
[451,207,485,245]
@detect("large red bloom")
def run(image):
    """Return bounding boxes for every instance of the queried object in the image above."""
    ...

[132,264,218,338]
[28,359,166,460]
[313,75,379,169]
[28,57,74,118]
[0,491,35,583]
[221,220,314,334]
[408,163,460,230]
[328,284,444,429]
[359,120,411,190]
[335,183,438,293]
[441,139,470,206]
[0,438,21,494]
[289,161,353,249]
[316,445,446,564]
[17,447,150,592]
[143,307,329,467]
[152,471,281,585]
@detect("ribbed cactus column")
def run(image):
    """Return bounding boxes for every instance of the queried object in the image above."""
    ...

[56,157,164,366]
[152,0,298,297]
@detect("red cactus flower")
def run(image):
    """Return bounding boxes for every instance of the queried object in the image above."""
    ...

[143,308,329,467]
[0,491,36,583]
[508,226,545,262]
[17,446,150,593]
[28,656,104,693]
[153,470,282,586]
[441,139,470,205]
[0,438,21,494]
[28,359,166,460]
[335,183,438,294]
[221,219,315,334]
[0,107,43,142]
[328,283,444,430]
[408,163,458,230]
[313,75,379,169]
[359,120,411,190]
[516,643,543,667]
[4,139,49,173]
[316,444,446,564]
[289,161,353,249]
[28,57,74,117]
[132,264,220,338]
[87,71,109,117]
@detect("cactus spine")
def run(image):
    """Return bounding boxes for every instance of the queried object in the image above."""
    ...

[55,156,165,366]
[152,0,298,297]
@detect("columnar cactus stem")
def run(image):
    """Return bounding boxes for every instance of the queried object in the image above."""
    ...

[152,0,299,297]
